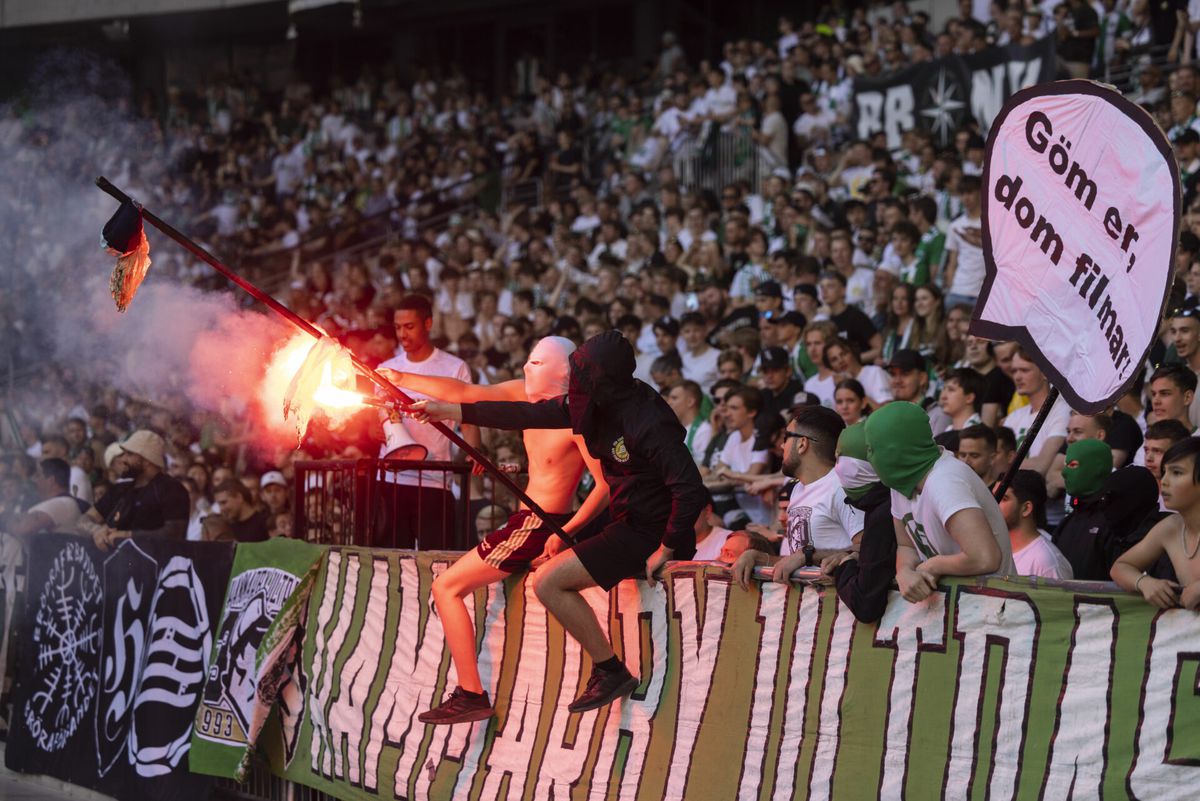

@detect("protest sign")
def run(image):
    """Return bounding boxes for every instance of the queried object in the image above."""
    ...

[972,80,1179,413]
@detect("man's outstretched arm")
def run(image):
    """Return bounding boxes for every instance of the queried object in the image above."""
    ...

[378,370,525,403]
[412,396,572,431]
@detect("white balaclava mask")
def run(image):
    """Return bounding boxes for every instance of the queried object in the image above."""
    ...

[524,336,576,401]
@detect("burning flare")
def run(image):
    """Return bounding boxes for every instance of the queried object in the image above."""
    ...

[269,332,367,444]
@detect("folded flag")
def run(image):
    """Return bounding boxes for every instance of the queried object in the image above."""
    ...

[102,200,152,312]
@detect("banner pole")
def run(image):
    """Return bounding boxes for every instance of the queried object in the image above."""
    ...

[94,176,576,545]
[992,386,1060,502]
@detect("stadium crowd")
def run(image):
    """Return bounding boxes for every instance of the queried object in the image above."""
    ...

[4,0,1200,611]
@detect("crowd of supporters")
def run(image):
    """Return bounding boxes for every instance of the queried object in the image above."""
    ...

[4,1,1200,608]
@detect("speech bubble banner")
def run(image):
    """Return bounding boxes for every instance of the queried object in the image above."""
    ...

[972,80,1180,414]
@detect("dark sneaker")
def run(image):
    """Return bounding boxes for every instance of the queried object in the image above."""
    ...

[567,666,639,713]
[418,687,494,725]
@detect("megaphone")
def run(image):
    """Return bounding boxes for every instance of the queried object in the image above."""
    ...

[382,419,429,460]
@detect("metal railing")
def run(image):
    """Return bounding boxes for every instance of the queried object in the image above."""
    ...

[671,128,783,194]
[293,459,477,551]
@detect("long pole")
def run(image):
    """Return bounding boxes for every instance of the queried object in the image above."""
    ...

[95,176,576,545]
[992,386,1060,503]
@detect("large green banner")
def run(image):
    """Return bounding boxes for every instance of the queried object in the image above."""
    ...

[251,549,1198,800]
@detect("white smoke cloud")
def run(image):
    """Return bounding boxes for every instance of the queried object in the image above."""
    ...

[1,50,303,448]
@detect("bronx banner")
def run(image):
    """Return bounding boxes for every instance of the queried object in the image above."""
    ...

[250,549,1199,801]
[4,534,234,801]
[972,80,1179,413]
[853,35,1058,148]
[191,536,325,780]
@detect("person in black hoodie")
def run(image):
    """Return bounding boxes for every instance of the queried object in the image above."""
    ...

[820,421,897,623]
[1054,444,1166,582]
[412,331,707,713]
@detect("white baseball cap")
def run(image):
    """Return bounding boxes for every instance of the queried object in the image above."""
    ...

[260,470,287,488]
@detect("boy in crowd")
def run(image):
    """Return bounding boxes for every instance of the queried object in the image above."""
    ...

[1141,419,1191,480]
[937,367,985,433]
[956,423,1000,485]
[1003,348,1069,476]
[1112,438,1200,609]
[1146,363,1196,429]
[997,470,1073,579]
[866,402,1015,603]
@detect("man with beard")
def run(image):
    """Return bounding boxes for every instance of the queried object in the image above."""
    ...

[731,405,862,588]
[413,331,706,713]
[82,430,189,549]
[380,337,608,724]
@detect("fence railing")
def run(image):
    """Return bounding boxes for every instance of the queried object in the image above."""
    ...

[671,129,783,194]
[294,459,477,551]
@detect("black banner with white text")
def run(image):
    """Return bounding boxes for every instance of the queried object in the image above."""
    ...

[4,534,234,801]
[854,36,1059,148]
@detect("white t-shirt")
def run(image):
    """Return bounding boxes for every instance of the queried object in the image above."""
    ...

[681,347,721,393]
[846,267,875,312]
[720,429,772,525]
[27,495,83,533]
[70,465,93,504]
[377,348,471,488]
[890,451,1017,575]
[805,373,837,408]
[694,525,734,561]
[945,214,986,298]
[1012,535,1074,579]
[684,419,714,465]
[1004,395,1071,459]
[780,469,863,556]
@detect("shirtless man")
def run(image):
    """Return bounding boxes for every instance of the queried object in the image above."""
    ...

[379,336,608,724]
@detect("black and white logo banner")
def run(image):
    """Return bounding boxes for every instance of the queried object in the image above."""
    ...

[854,35,1058,149]
[5,534,233,801]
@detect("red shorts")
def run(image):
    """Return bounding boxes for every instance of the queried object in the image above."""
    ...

[476,510,573,573]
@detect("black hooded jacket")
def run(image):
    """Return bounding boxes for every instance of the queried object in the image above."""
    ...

[831,483,896,623]
[1053,466,1162,581]
[461,331,707,550]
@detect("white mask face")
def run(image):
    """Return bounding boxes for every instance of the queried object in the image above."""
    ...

[835,455,878,491]
[523,336,575,401]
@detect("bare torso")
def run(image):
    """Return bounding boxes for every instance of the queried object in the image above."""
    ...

[1166,515,1200,586]
[521,427,587,515]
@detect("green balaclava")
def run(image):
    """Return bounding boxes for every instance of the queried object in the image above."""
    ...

[1062,439,1113,498]
[864,402,941,499]
[835,421,881,502]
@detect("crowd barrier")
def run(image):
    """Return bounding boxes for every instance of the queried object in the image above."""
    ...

[294,460,476,550]
[3,533,1199,801]
[671,130,781,195]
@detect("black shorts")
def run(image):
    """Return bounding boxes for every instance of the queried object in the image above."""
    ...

[476,510,573,573]
[572,520,696,591]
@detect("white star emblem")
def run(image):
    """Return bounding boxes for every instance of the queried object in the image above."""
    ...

[920,69,967,145]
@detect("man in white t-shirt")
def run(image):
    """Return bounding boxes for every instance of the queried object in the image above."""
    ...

[679,312,721,392]
[665,380,713,465]
[778,407,863,559]
[707,387,771,525]
[942,174,986,307]
[1002,349,1070,477]
[39,435,92,504]
[7,458,84,538]
[997,469,1073,580]
[866,402,1016,603]
[730,406,863,585]
[375,295,480,548]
